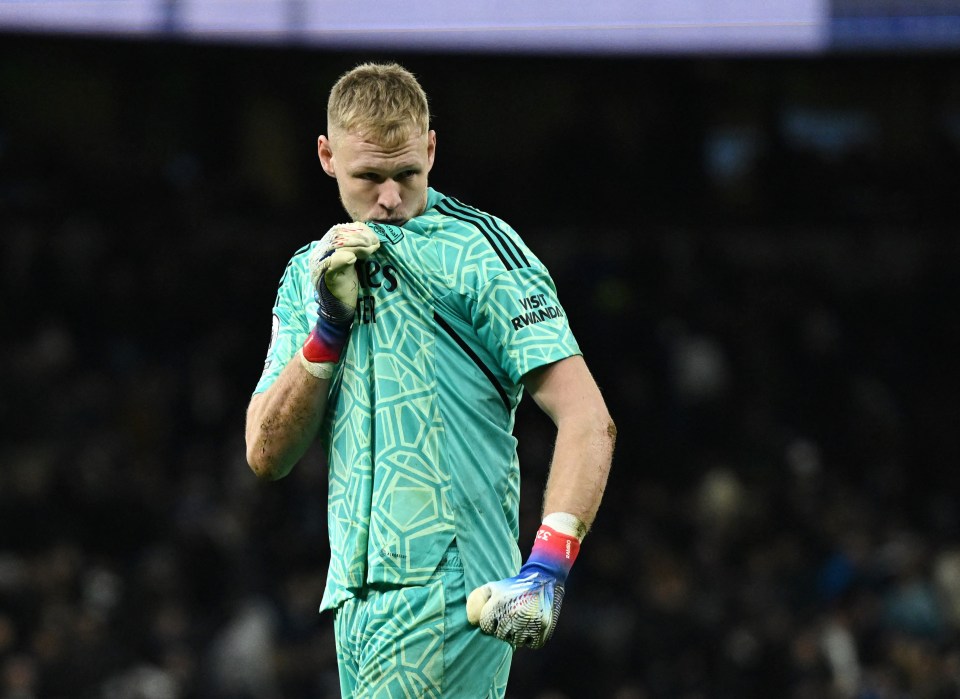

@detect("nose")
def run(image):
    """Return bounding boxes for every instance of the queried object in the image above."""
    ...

[377,181,402,212]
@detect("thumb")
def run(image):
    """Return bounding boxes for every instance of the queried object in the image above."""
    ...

[466,584,492,625]
[328,248,358,269]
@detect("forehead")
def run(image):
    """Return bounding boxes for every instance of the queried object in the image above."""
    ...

[334,129,429,171]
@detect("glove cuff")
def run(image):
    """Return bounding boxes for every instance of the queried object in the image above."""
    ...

[525,515,584,583]
[298,347,336,379]
[301,313,352,367]
[542,512,588,542]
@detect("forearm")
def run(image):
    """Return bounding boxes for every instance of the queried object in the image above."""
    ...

[468,403,615,649]
[245,355,330,480]
[541,408,616,529]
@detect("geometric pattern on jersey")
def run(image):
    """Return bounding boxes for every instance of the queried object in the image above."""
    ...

[253,189,581,612]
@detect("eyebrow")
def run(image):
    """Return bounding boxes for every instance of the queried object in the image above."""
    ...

[351,163,422,175]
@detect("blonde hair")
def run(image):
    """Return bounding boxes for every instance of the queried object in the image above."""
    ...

[327,63,430,147]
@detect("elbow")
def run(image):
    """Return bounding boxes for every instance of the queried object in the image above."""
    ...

[569,406,617,461]
[605,414,617,452]
[563,402,617,455]
[246,435,289,481]
[245,399,290,481]
[585,401,616,446]
[595,412,617,467]
[246,448,275,481]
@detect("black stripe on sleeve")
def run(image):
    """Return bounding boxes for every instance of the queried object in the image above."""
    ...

[435,199,528,271]
[435,200,512,270]
[447,198,529,269]
[434,312,512,413]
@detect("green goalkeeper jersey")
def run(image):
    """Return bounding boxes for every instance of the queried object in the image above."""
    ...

[254,188,581,610]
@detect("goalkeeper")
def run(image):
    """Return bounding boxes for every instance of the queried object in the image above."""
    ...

[245,62,616,698]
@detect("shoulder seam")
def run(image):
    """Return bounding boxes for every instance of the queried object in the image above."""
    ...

[434,198,529,272]
[275,242,313,305]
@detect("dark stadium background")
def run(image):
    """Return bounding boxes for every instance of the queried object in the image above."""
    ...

[2,28,960,699]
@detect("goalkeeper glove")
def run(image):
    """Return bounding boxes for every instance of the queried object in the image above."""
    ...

[466,512,586,649]
[299,223,380,379]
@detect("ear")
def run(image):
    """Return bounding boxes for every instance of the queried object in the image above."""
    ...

[318,135,336,178]
[426,130,437,173]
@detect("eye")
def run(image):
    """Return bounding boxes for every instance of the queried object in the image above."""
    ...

[358,172,382,183]
[396,170,417,181]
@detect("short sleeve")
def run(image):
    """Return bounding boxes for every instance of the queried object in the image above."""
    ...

[252,254,313,395]
[474,265,581,385]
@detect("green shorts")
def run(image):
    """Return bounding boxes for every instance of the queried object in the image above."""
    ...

[334,544,513,698]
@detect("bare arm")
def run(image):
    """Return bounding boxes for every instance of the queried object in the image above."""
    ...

[245,355,331,481]
[523,354,616,529]
[466,354,615,642]
[246,224,380,481]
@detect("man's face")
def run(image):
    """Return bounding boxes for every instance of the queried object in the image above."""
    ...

[318,127,436,225]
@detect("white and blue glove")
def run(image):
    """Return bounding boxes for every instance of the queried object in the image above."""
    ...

[299,223,380,378]
[466,512,586,649]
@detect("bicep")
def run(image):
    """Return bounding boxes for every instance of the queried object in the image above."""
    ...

[522,355,610,427]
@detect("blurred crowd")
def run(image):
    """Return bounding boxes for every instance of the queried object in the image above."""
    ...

[2,37,960,699]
